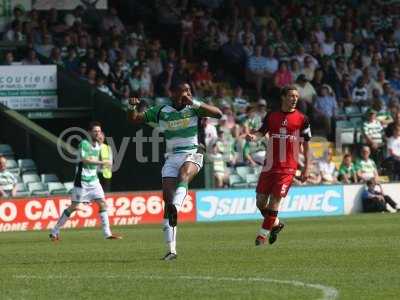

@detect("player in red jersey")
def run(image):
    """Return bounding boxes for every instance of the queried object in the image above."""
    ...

[247,85,311,246]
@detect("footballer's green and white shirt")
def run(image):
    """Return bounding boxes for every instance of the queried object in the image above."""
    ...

[74,139,100,187]
[144,104,206,154]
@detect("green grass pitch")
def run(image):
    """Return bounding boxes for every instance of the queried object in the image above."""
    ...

[1,213,399,299]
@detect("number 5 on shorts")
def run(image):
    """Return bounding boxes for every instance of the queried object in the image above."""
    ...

[280,184,288,196]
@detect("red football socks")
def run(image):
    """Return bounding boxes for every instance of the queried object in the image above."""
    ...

[262,210,278,231]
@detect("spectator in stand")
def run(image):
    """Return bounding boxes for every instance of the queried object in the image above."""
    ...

[243,137,267,166]
[101,7,125,36]
[0,156,17,198]
[246,45,270,97]
[174,57,191,87]
[352,78,369,107]
[338,153,358,183]
[201,22,220,66]
[193,60,213,95]
[147,49,163,81]
[34,33,54,57]
[362,108,384,161]
[290,59,302,82]
[132,48,147,68]
[202,117,218,149]
[257,99,267,119]
[96,49,111,78]
[109,60,129,100]
[87,68,97,85]
[302,55,317,81]
[4,20,24,42]
[124,36,139,62]
[82,47,97,70]
[362,178,399,213]
[386,110,400,138]
[96,76,113,97]
[180,11,194,59]
[48,47,63,67]
[78,62,88,81]
[389,66,400,94]
[108,38,123,65]
[294,74,317,114]
[355,146,379,183]
[313,84,337,140]
[209,143,228,188]
[76,35,88,58]
[243,105,262,135]
[273,60,293,88]
[156,62,176,97]
[318,148,338,184]
[128,66,144,97]
[64,47,79,73]
[140,63,154,97]
[21,48,41,65]
[64,5,84,28]
[220,30,247,83]
[385,125,400,180]
[2,51,15,65]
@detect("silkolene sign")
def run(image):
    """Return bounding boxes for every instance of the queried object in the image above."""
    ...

[196,185,345,222]
[0,192,196,232]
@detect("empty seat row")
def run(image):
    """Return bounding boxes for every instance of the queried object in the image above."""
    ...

[14,182,74,197]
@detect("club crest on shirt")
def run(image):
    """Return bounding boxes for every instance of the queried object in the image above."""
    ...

[281,118,288,127]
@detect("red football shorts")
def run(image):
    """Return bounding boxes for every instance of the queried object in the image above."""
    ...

[256,172,294,198]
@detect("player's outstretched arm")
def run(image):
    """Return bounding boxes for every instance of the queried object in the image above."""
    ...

[197,102,223,119]
[127,97,145,124]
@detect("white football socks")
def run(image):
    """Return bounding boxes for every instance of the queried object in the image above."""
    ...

[100,210,112,237]
[163,218,177,254]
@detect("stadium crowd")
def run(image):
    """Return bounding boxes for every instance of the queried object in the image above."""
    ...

[2,0,400,189]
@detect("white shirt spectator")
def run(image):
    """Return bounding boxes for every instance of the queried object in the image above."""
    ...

[387,136,400,157]
[265,57,279,74]
[247,56,269,73]
[204,123,218,148]
[352,86,368,103]
[321,41,335,56]
[318,160,337,183]
[97,61,110,77]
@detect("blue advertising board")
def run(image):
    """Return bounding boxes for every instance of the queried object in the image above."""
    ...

[196,185,345,222]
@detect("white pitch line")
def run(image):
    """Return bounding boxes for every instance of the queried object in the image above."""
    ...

[13,274,339,300]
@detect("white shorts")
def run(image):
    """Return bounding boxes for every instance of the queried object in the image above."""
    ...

[71,181,105,203]
[162,152,204,178]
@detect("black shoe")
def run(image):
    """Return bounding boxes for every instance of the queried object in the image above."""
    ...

[161,252,177,261]
[269,222,285,245]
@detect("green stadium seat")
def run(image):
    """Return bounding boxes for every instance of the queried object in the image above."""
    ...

[6,159,19,175]
[41,174,60,183]
[0,144,14,157]
[344,106,360,115]
[229,174,248,188]
[63,182,74,194]
[47,182,68,195]
[18,159,37,174]
[27,182,49,196]
[15,183,30,197]
[246,173,258,187]
[22,173,40,184]
[236,166,252,180]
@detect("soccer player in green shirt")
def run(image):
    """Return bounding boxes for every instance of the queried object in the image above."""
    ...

[129,83,222,260]
[50,122,121,241]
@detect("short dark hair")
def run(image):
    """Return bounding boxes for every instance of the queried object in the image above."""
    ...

[280,85,298,97]
[88,121,102,131]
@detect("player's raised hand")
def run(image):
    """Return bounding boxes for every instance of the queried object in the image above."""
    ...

[181,91,193,105]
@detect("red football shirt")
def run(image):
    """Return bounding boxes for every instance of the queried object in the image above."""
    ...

[257,109,311,174]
